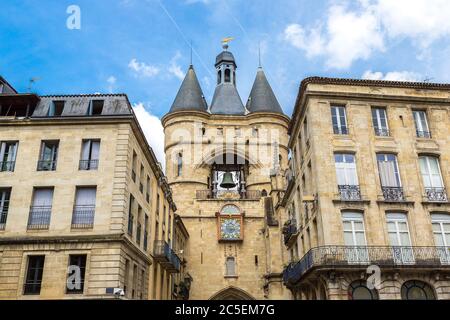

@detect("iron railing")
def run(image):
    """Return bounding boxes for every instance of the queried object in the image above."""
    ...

[283,219,298,246]
[71,205,95,229]
[374,128,390,137]
[425,187,448,202]
[381,186,405,201]
[283,245,450,286]
[37,160,57,171]
[27,206,52,229]
[338,185,362,201]
[79,159,98,170]
[153,240,181,272]
[0,161,15,172]
[196,189,261,200]
[416,130,431,139]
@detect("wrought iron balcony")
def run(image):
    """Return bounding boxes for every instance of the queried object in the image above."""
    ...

[79,159,98,170]
[381,186,405,201]
[283,245,450,287]
[374,128,390,137]
[416,130,432,139]
[27,206,52,230]
[283,219,298,247]
[153,240,181,273]
[196,189,261,200]
[425,188,448,202]
[37,160,57,171]
[71,205,95,229]
[338,185,362,201]
[0,161,15,172]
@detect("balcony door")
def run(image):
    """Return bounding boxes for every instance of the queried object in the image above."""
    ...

[431,213,450,264]
[377,154,404,201]
[419,156,446,201]
[386,213,414,264]
[342,212,369,264]
[335,154,360,200]
[372,108,389,136]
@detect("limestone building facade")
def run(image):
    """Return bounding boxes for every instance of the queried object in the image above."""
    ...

[281,77,450,300]
[0,76,188,299]
[162,44,290,299]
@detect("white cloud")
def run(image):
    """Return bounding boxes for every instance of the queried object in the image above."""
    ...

[132,103,166,171]
[283,24,325,58]
[168,51,185,80]
[106,76,117,93]
[362,70,422,82]
[128,58,160,78]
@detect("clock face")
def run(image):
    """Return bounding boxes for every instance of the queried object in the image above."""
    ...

[220,219,241,240]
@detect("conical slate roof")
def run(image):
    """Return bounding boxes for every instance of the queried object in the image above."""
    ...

[246,67,283,114]
[210,83,245,115]
[169,65,208,113]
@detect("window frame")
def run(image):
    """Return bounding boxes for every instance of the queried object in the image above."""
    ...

[331,105,348,135]
[372,107,389,136]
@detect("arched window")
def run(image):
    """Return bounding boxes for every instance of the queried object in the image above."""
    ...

[177,153,182,177]
[348,280,379,300]
[225,257,236,276]
[261,189,268,197]
[217,70,222,85]
[224,69,231,83]
[221,204,240,215]
[401,280,436,300]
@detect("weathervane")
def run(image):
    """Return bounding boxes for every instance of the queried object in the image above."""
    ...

[222,37,234,51]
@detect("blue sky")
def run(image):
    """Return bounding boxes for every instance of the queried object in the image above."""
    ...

[2,0,450,164]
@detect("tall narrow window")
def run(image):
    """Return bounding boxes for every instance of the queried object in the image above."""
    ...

[0,188,11,230]
[372,108,389,136]
[177,153,182,177]
[0,141,18,172]
[377,154,404,201]
[146,176,151,203]
[24,255,45,295]
[334,153,360,200]
[79,139,100,170]
[225,257,236,276]
[342,212,368,263]
[136,205,142,245]
[431,213,450,264]
[419,156,446,202]
[217,70,222,84]
[28,188,53,230]
[224,69,231,83]
[128,195,134,236]
[87,100,104,115]
[66,255,87,294]
[37,140,58,171]
[48,101,65,116]
[72,187,96,229]
[131,151,137,182]
[139,164,144,193]
[143,214,149,251]
[413,110,431,138]
[331,106,348,135]
[386,213,414,264]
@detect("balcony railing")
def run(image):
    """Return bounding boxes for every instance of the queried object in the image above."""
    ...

[196,189,261,200]
[71,205,95,229]
[37,160,57,171]
[79,159,98,170]
[27,206,52,230]
[283,219,298,246]
[416,130,431,138]
[374,128,390,137]
[0,161,15,172]
[283,245,450,287]
[381,186,405,201]
[425,187,448,202]
[338,185,361,201]
[153,240,181,273]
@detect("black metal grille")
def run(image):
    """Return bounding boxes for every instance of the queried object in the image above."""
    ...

[71,205,95,229]
[27,206,52,229]
[0,161,15,172]
[37,160,57,171]
[283,219,298,246]
[79,159,98,170]
[338,185,362,201]
[416,130,431,138]
[374,128,390,137]
[153,240,181,272]
[425,187,448,202]
[382,186,405,201]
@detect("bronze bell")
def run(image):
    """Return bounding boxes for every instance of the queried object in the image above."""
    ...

[220,172,236,189]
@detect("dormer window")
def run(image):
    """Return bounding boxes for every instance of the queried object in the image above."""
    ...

[224,69,231,83]
[87,100,104,116]
[48,101,65,116]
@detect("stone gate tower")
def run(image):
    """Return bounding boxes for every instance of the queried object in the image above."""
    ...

[161,43,290,299]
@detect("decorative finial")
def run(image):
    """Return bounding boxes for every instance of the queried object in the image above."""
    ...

[258,42,261,68]
[222,37,234,51]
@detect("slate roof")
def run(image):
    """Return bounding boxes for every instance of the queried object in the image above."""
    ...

[210,83,245,115]
[246,67,283,114]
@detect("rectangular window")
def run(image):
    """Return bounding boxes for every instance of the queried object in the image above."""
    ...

[0,141,18,172]
[24,255,45,295]
[66,255,87,294]
[87,100,104,115]
[386,213,414,264]
[334,154,360,201]
[143,214,149,251]
[72,187,96,229]
[431,214,450,264]
[235,128,241,137]
[0,188,11,230]
[124,259,129,296]
[419,156,447,201]
[131,151,137,182]
[377,154,404,201]
[79,139,100,170]
[342,212,368,263]
[136,205,142,245]
[37,140,58,171]
[28,188,53,229]
[128,195,134,236]
[177,153,182,177]
[331,106,348,134]
[146,176,151,203]
[372,108,389,136]
[225,257,236,276]
[48,101,65,116]
[413,110,431,138]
